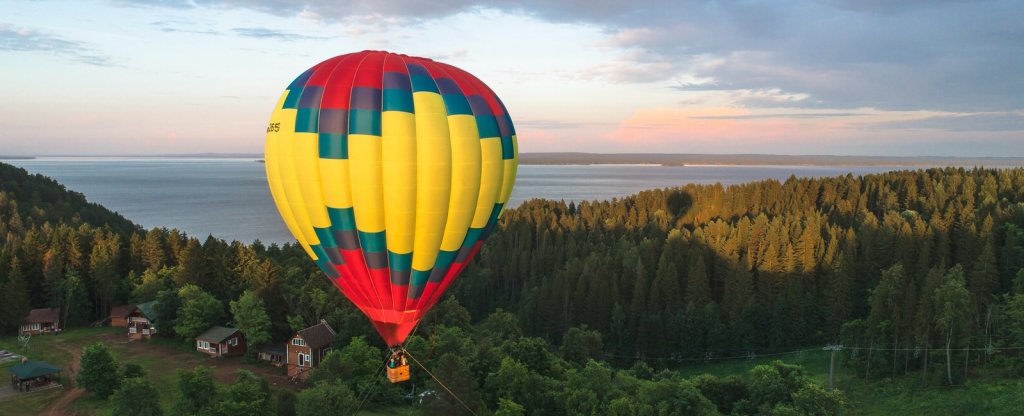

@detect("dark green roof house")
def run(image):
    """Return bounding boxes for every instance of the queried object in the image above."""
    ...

[128,301,159,339]
[196,326,246,358]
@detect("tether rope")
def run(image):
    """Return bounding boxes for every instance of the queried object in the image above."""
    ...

[404,348,478,416]
[346,356,390,416]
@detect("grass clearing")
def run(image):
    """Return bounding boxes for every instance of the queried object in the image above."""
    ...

[1,327,296,416]
[0,387,63,416]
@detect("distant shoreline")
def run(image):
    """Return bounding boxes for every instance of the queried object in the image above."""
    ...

[518,152,1024,167]
[5,153,1024,167]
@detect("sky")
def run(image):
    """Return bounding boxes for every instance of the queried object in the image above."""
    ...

[1,0,1023,157]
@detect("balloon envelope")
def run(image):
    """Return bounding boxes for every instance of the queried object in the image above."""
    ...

[264,50,518,345]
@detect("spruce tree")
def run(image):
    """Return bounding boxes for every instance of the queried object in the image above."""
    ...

[2,257,30,332]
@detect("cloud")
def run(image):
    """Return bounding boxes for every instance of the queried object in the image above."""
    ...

[690,112,866,120]
[115,0,1024,113]
[516,119,617,129]
[865,111,1024,132]
[151,19,221,35]
[577,0,1024,112]
[0,23,112,66]
[231,27,326,40]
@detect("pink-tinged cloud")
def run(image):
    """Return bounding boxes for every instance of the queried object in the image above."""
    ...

[607,107,836,146]
[595,106,1024,156]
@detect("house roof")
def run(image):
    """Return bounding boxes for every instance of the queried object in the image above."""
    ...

[25,308,60,324]
[196,326,241,343]
[295,321,336,350]
[110,304,136,318]
[8,360,61,380]
[136,301,158,322]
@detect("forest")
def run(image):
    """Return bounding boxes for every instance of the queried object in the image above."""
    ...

[1,162,1023,414]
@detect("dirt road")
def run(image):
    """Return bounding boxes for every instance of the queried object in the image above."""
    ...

[38,343,83,416]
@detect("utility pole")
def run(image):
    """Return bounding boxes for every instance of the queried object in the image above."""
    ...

[823,344,843,390]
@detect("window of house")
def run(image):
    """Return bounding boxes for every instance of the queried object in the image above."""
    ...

[198,341,209,350]
[229,337,238,346]
[31,323,41,330]
[292,338,305,347]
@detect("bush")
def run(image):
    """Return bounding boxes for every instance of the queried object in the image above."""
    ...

[77,343,121,399]
[110,377,162,416]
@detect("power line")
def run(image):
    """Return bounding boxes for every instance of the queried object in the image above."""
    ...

[600,344,1024,364]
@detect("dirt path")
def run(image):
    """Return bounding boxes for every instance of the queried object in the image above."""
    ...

[38,343,83,416]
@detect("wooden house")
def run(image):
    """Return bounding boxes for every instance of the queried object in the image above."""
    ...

[20,308,60,336]
[109,304,136,327]
[195,326,246,358]
[127,301,159,339]
[287,320,336,380]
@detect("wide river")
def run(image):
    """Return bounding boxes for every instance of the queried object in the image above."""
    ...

[6,157,902,244]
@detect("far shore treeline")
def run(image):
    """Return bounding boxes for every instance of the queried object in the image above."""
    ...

[1,162,1024,414]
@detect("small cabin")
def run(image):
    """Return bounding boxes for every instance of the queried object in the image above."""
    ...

[287,320,336,380]
[128,301,159,339]
[195,326,246,358]
[256,344,286,367]
[20,308,61,336]
[109,304,136,327]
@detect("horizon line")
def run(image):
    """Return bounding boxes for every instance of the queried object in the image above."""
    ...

[3,152,1024,160]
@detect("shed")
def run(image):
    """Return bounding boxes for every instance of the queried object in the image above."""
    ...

[256,343,286,366]
[109,304,136,327]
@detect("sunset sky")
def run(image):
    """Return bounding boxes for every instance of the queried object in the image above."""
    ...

[2,0,1022,156]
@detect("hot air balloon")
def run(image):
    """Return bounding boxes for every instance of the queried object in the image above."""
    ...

[264,50,518,381]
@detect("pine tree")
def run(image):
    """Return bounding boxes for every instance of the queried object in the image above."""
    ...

[42,248,64,307]
[652,245,682,311]
[685,252,711,307]
[934,265,972,385]
[174,238,207,287]
[141,229,167,271]
[822,252,853,340]
[89,231,122,318]
[2,257,31,332]
[722,255,753,322]
[60,270,93,327]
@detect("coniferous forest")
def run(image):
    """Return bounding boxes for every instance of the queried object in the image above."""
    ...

[2,162,1024,415]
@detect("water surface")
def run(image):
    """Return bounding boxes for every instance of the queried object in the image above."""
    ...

[6,158,900,244]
